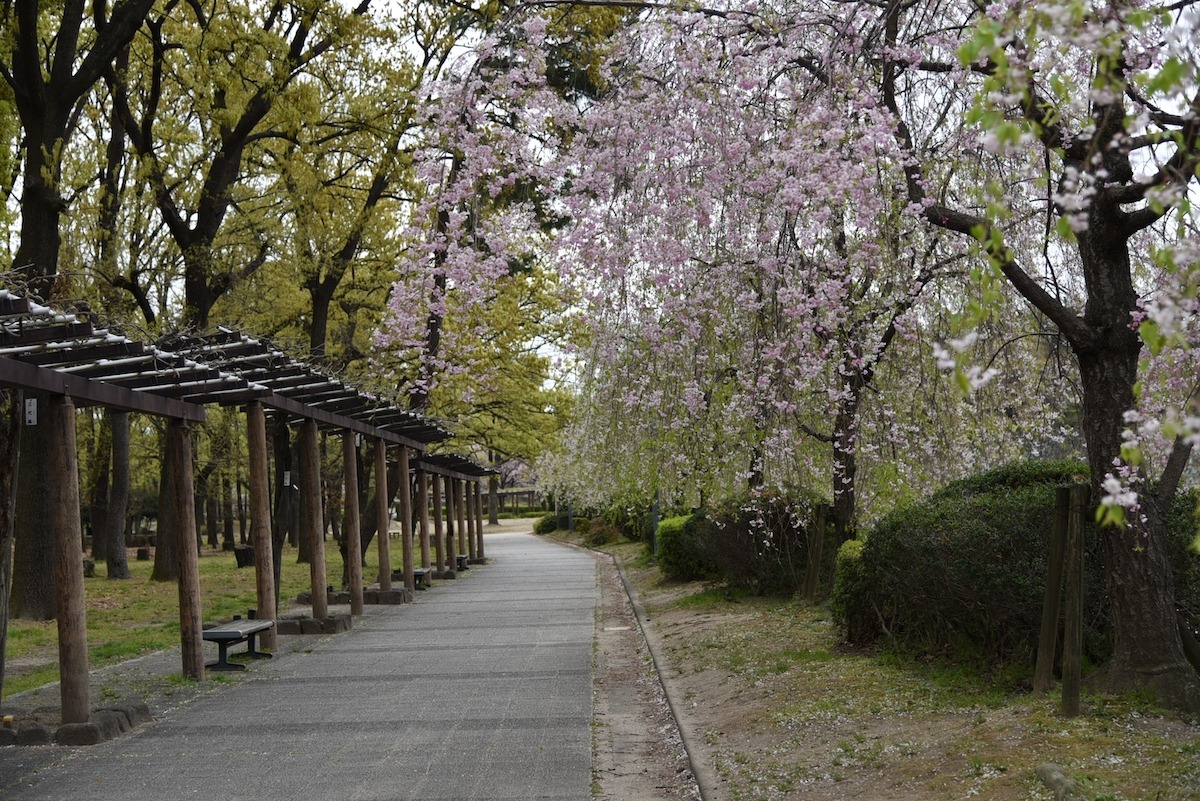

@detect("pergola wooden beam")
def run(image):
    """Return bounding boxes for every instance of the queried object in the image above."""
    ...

[0,357,206,421]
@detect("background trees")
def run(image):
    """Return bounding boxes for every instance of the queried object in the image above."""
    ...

[413,0,1198,710]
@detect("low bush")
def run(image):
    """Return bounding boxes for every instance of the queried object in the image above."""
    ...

[699,492,815,595]
[533,513,558,535]
[830,539,872,642]
[657,514,715,581]
[835,459,1200,669]
[585,518,622,547]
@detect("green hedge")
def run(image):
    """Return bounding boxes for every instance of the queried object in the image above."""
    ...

[834,459,1200,667]
[533,513,558,535]
[699,493,816,594]
[657,514,715,581]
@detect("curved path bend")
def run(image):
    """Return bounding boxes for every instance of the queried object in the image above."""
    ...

[0,531,596,801]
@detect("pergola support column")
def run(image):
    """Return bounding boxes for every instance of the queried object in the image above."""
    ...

[432,473,449,577]
[343,432,364,615]
[246,402,277,650]
[50,395,89,723]
[300,419,328,619]
[466,479,478,562]
[398,446,415,593]
[456,479,468,559]
[474,480,485,561]
[444,476,457,578]
[375,438,392,591]
[170,418,205,680]
[418,470,431,570]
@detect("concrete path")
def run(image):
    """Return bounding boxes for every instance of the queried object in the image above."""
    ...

[0,531,597,801]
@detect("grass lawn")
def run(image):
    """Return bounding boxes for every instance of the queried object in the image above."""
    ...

[2,538,379,696]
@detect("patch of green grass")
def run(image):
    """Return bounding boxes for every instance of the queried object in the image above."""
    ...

[3,540,341,695]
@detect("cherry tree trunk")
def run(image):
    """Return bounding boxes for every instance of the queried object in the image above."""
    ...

[1073,215,1200,710]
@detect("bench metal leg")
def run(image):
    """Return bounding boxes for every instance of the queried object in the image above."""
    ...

[245,633,273,660]
[207,641,246,672]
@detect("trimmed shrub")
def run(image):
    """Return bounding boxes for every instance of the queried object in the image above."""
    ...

[835,459,1200,668]
[585,518,622,547]
[839,460,1095,663]
[830,539,872,642]
[657,514,715,581]
[533,513,558,535]
[699,492,815,595]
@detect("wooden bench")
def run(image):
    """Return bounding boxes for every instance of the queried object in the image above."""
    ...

[392,567,433,588]
[202,618,274,672]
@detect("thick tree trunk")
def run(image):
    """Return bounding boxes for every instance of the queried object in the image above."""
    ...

[272,417,295,597]
[88,412,112,562]
[0,390,24,704]
[152,429,179,582]
[106,411,133,579]
[1077,344,1200,709]
[11,396,54,619]
[222,476,235,550]
[1072,210,1200,710]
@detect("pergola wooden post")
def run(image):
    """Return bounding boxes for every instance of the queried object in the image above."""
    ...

[170,418,205,680]
[444,476,457,577]
[456,479,468,558]
[343,432,364,615]
[465,478,478,562]
[432,473,448,577]
[398,445,415,593]
[418,470,431,571]
[246,401,278,649]
[300,419,328,619]
[375,438,392,591]
[50,395,89,723]
[474,480,485,561]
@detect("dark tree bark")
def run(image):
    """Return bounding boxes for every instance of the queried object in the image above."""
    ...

[270,415,294,597]
[88,412,112,562]
[105,411,132,579]
[11,395,54,619]
[108,1,373,329]
[151,426,178,582]
[222,476,235,551]
[0,389,23,704]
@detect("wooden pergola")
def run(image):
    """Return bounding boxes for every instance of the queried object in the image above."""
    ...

[0,291,493,723]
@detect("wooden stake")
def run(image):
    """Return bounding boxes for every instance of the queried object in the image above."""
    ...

[1061,483,1086,717]
[1034,486,1070,694]
[246,402,277,649]
[50,395,89,723]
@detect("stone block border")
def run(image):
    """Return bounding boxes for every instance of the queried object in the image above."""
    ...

[0,702,152,748]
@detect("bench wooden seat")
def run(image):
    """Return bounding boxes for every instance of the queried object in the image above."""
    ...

[202,619,274,671]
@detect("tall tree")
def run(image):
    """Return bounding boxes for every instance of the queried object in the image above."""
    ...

[880,0,1200,709]
[108,0,372,329]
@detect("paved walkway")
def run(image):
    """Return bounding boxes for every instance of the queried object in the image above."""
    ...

[0,531,598,801]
